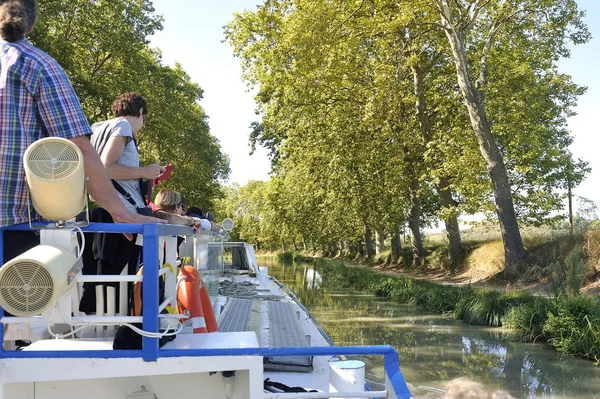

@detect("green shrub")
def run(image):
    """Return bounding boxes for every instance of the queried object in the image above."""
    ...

[502,296,555,341]
[277,251,294,262]
[370,278,393,297]
[412,284,467,314]
[547,245,590,296]
[543,295,600,361]
[455,290,526,327]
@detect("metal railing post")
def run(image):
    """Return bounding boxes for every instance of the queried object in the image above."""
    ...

[141,223,159,362]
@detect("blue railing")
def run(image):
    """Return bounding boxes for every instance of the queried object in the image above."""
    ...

[0,222,412,398]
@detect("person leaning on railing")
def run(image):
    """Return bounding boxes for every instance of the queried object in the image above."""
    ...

[153,189,222,232]
[0,0,164,264]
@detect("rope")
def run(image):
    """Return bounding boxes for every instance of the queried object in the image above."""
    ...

[219,279,284,301]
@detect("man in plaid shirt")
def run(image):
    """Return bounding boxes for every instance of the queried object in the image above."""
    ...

[0,0,162,261]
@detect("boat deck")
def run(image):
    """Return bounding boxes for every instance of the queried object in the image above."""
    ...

[0,222,412,398]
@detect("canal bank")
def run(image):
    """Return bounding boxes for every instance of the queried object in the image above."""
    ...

[260,256,600,398]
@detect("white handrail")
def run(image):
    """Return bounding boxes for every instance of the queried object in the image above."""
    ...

[158,296,173,313]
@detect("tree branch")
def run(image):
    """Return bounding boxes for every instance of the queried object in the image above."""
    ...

[476,7,535,91]
[91,53,112,78]
[465,0,493,32]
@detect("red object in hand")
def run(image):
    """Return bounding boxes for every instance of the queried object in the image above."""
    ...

[155,163,173,185]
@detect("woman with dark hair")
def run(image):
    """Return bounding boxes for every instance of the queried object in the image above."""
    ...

[91,92,165,213]
[0,0,161,260]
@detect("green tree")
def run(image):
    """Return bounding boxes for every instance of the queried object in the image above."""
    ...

[30,0,229,210]
[432,0,589,275]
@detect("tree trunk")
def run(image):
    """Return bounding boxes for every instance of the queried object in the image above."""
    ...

[439,178,464,269]
[375,229,385,255]
[365,226,375,258]
[409,180,425,267]
[302,237,307,251]
[437,0,525,276]
[391,232,402,264]
[568,174,574,236]
[292,238,298,251]
[331,241,339,256]
[357,240,365,257]
[413,65,464,270]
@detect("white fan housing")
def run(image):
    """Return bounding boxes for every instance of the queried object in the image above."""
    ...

[221,218,235,231]
[0,244,76,317]
[23,137,86,221]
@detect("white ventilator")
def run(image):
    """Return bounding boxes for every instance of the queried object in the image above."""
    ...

[23,137,86,222]
[221,218,235,231]
[0,138,86,318]
[0,244,77,317]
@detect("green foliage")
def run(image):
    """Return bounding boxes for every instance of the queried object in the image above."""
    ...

[29,0,229,211]
[456,291,507,327]
[543,296,600,361]
[547,245,590,296]
[370,278,399,297]
[502,297,556,341]
[223,0,590,267]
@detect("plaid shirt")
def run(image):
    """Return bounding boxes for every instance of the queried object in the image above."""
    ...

[0,39,92,227]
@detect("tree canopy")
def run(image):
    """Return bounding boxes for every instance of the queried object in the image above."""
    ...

[30,0,229,211]
[222,0,589,272]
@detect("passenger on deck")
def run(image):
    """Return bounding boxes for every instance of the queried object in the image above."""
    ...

[185,206,205,219]
[90,92,164,212]
[153,189,221,232]
[80,93,164,313]
[0,0,162,266]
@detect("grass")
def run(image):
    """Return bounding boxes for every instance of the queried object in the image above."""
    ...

[502,296,556,341]
[543,295,600,362]
[310,257,600,362]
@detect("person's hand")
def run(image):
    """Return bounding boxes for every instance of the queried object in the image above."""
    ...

[141,162,165,180]
[110,209,166,240]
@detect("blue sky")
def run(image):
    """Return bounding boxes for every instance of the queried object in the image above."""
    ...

[150,0,599,207]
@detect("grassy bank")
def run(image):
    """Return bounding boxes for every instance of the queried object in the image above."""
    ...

[289,255,600,362]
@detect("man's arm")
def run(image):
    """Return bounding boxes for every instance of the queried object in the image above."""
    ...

[70,136,163,224]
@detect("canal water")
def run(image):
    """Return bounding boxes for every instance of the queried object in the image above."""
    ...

[260,257,600,398]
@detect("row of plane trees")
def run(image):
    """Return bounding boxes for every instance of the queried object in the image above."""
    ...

[215,0,591,276]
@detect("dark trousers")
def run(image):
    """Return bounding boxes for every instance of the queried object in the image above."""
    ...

[78,208,141,314]
[2,230,39,264]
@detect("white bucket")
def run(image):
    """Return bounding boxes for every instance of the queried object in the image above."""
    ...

[329,359,365,398]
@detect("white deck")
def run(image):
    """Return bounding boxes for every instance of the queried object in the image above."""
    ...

[0,230,409,399]
[1,332,264,399]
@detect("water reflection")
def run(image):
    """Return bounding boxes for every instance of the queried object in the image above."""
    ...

[259,257,600,399]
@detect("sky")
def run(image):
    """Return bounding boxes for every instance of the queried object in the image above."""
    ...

[150,0,599,205]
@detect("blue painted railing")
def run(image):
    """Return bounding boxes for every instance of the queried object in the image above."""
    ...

[0,222,412,398]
